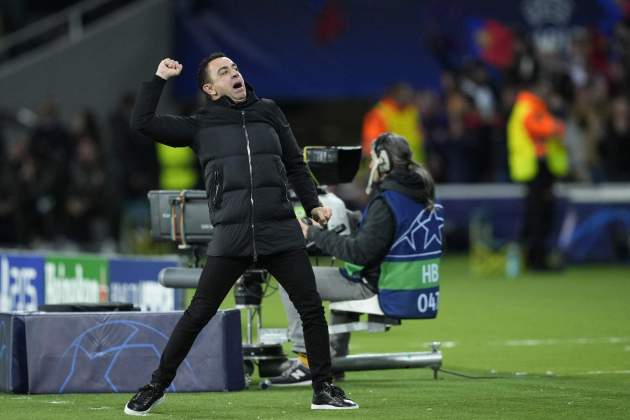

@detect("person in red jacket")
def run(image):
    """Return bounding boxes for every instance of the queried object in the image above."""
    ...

[362,83,425,163]
[508,80,568,270]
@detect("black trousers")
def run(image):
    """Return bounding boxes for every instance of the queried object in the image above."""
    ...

[522,161,555,269]
[151,247,332,390]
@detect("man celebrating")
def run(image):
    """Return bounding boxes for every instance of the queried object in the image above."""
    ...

[124,54,358,415]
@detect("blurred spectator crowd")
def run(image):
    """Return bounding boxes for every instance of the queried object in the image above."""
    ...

[364,20,630,185]
[1,14,630,252]
[0,94,162,251]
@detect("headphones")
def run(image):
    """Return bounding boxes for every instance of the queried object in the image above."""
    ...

[365,133,393,195]
[373,133,392,175]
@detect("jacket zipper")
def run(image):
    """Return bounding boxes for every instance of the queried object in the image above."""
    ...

[213,168,220,208]
[242,110,258,262]
[279,162,290,203]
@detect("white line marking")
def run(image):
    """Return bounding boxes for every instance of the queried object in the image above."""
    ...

[498,337,630,347]
[583,370,630,375]
[419,337,630,350]
[421,341,457,349]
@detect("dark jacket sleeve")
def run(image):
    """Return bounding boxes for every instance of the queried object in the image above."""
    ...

[347,210,362,233]
[268,101,321,216]
[306,198,395,265]
[130,76,198,147]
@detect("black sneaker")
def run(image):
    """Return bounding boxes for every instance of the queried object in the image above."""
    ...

[261,360,312,388]
[124,383,165,416]
[311,382,359,410]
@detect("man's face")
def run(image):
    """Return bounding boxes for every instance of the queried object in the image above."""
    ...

[204,57,247,102]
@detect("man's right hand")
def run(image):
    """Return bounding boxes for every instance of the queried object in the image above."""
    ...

[156,58,183,80]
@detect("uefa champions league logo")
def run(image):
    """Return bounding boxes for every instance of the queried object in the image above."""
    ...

[57,320,200,393]
[389,205,444,258]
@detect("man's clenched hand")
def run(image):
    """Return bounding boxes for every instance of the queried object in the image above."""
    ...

[156,58,183,80]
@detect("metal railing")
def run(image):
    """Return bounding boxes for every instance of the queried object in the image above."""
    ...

[0,0,135,61]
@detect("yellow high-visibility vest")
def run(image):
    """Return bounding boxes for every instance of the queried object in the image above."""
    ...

[156,144,198,189]
[376,101,425,164]
[507,95,568,182]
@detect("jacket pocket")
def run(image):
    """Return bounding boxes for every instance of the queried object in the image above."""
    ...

[274,158,290,203]
[205,164,224,210]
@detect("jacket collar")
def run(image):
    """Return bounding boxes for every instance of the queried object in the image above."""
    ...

[206,82,259,110]
[378,169,427,201]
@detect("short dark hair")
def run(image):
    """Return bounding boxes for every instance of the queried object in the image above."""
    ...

[197,52,227,90]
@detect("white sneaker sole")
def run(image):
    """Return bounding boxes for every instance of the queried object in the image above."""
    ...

[124,395,165,416]
[269,380,312,387]
[311,402,359,410]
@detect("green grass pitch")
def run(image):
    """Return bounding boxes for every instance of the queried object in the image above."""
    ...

[2,255,629,419]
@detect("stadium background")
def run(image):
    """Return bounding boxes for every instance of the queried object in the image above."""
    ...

[0,0,628,418]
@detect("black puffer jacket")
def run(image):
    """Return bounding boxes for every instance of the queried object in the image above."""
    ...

[131,76,321,259]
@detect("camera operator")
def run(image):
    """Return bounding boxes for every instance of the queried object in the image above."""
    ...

[267,132,438,386]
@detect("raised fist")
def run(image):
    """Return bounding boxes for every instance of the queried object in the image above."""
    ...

[155,58,183,80]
